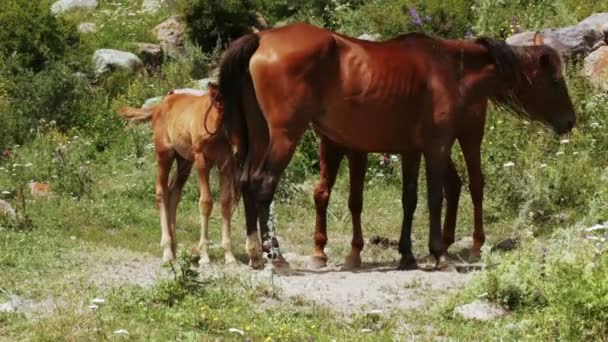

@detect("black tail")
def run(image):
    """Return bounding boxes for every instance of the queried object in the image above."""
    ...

[218,33,261,207]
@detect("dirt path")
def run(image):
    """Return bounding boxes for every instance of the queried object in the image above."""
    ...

[82,247,475,315]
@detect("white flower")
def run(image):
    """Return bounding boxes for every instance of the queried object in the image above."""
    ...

[539,163,547,168]
[590,122,600,128]
[24,163,32,167]
[361,328,372,333]
[114,329,129,335]
[559,139,570,144]
[89,304,99,310]
[585,224,607,232]
[503,162,515,168]
[1,191,10,195]
[556,151,565,156]
[92,298,106,304]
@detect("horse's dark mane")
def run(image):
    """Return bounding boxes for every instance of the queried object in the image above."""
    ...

[474,37,532,119]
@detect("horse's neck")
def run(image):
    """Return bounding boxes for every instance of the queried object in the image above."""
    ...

[455,43,505,105]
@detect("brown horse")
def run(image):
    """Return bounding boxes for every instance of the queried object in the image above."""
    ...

[218,23,575,269]
[117,86,237,265]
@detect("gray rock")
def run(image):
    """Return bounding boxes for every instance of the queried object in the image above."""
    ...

[153,16,186,58]
[507,26,602,60]
[142,97,162,109]
[142,0,176,13]
[77,22,98,34]
[358,33,382,42]
[0,199,16,219]
[584,46,608,91]
[135,43,163,67]
[453,300,507,321]
[508,13,608,59]
[93,49,143,75]
[51,0,98,15]
[0,296,22,313]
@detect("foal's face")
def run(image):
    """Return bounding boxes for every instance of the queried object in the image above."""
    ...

[519,46,576,135]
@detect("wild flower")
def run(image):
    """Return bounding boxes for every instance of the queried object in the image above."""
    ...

[509,16,521,34]
[465,29,474,40]
[409,7,423,26]
[503,161,515,168]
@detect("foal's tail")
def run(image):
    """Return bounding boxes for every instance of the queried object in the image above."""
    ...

[116,106,155,123]
[218,33,261,207]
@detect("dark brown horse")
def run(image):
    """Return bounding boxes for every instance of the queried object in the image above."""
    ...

[218,23,575,269]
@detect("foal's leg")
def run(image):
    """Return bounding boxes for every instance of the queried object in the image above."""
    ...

[194,155,213,265]
[460,137,485,257]
[342,151,368,270]
[156,150,176,262]
[167,155,193,257]
[398,151,421,270]
[441,156,462,249]
[218,160,237,264]
[309,137,344,269]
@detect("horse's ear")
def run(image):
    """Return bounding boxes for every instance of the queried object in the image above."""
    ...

[533,32,544,46]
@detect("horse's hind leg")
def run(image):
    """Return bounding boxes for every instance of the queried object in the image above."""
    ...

[218,157,237,264]
[342,151,368,271]
[194,155,213,265]
[441,156,462,249]
[398,151,421,270]
[252,128,307,267]
[309,137,344,269]
[156,150,176,262]
[167,155,193,257]
[424,145,451,266]
[460,136,485,257]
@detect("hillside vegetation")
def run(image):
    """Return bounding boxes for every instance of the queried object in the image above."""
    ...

[1,0,608,340]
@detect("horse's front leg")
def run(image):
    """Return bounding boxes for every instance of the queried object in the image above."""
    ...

[309,137,344,269]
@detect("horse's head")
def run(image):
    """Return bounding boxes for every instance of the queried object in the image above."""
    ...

[512,33,576,134]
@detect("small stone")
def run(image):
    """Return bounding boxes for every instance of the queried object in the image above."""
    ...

[0,199,16,219]
[114,329,129,335]
[453,300,507,321]
[93,49,143,76]
[51,0,98,15]
[77,22,98,34]
[153,16,186,58]
[492,238,518,252]
[91,297,105,304]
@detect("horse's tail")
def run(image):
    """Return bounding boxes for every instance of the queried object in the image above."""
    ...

[116,105,155,123]
[218,33,261,206]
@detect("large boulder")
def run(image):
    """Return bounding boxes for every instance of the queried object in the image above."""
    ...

[584,46,608,91]
[93,49,143,76]
[51,0,98,15]
[507,13,608,60]
[153,16,186,58]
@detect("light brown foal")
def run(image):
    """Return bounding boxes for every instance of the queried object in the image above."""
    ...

[117,86,236,265]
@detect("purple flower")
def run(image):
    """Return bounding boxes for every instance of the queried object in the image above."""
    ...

[409,7,423,26]
[465,29,474,40]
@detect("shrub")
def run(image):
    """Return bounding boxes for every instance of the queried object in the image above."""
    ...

[0,0,79,72]
[179,0,258,52]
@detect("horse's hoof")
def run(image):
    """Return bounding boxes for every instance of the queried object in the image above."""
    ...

[162,250,175,263]
[398,256,418,270]
[307,255,328,270]
[199,255,211,266]
[224,254,237,265]
[249,256,266,270]
[341,255,361,271]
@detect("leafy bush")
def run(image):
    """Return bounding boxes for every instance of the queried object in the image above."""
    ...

[469,228,608,339]
[179,0,258,52]
[0,0,79,72]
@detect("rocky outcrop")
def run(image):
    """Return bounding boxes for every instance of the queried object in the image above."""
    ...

[153,16,186,58]
[93,49,143,76]
[584,46,608,91]
[507,12,608,60]
[51,0,98,15]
